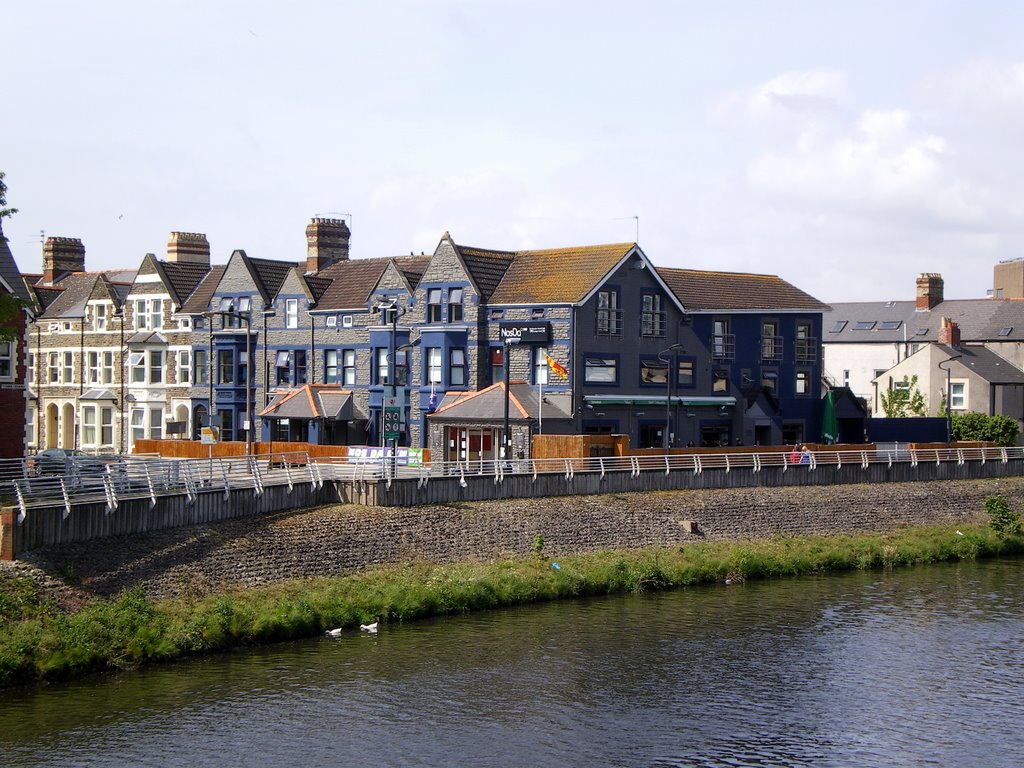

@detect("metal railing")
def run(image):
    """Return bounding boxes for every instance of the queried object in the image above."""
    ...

[6,445,1021,522]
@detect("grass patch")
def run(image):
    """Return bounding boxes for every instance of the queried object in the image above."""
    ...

[1,523,1021,689]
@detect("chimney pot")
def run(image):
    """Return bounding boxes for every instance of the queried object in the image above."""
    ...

[916,273,944,310]
[167,232,210,265]
[42,236,86,285]
[306,217,350,273]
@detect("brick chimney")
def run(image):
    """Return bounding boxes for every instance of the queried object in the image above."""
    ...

[916,273,944,310]
[938,316,961,348]
[167,232,210,265]
[306,217,350,273]
[42,237,85,284]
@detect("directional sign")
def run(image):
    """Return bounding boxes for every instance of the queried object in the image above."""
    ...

[383,406,402,440]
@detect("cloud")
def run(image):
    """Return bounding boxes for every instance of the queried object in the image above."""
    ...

[712,69,848,123]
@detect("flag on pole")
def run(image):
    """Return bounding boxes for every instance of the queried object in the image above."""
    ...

[545,352,568,379]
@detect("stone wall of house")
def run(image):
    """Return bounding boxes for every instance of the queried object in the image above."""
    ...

[13,477,1022,601]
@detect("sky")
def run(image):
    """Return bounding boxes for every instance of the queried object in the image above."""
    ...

[3,1,1024,303]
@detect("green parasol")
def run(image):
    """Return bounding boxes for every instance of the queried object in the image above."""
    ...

[821,390,838,444]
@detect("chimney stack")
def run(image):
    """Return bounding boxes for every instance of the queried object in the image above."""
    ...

[916,273,944,310]
[306,217,350,273]
[42,237,85,285]
[938,317,961,348]
[167,232,210,265]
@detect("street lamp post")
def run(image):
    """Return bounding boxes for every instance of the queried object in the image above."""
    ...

[938,353,962,444]
[206,310,254,456]
[658,344,685,450]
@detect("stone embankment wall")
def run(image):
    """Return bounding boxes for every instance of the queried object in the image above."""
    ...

[12,477,1023,603]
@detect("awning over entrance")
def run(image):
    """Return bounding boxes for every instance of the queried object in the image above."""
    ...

[583,395,737,407]
[259,384,354,421]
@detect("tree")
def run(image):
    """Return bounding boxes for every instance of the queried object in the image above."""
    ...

[0,171,16,237]
[0,170,25,341]
[879,374,928,417]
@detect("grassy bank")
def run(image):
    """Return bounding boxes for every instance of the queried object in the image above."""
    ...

[2,523,1022,689]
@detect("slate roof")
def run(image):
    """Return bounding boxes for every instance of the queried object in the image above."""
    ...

[258,385,355,420]
[0,225,31,303]
[34,273,132,320]
[936,343,1024,384]
[392,255,431,289]
[314,257,395,311]
[151,259,212,308]
[824,298,1024,344]
[430,381,572,421]
[178,265,227,314]
[657,268,830,312]
[454,245,515,302]
[240,252,301,303]
[487,243,636,305]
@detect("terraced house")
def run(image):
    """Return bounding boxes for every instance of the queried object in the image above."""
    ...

[25,237,134,453]
[18,218,832,457]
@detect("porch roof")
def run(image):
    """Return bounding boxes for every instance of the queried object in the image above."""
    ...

[259,384,354,421]
[583,395,737,407]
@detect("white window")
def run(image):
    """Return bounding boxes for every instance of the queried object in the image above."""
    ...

[286,299,299,328]
[87,351,100,384]
[102,352,114,385]
[149,407,163,439]
[533,346,549,386]
[325,350,339,384]
[149,299,163,330]
[0,341,13,381]
[342,350,356,386]
[129,351,145,383]
[131,409,145,445]
[63,352,74,383]
[178,317,192,330]
[101,407,114,446]
[950,382,966,410]
[81,406,97,446]
[48,352,59,383]
[94,304,107,331]
[134,298,164,331]
[177,350,191,384]
[377,348,389,385]
[27,352,35,385]
[148,350,165,384]
[26,406,36,446]
[426,347,442,384]
[450,348,466,386]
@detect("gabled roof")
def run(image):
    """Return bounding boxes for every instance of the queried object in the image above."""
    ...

[824,298,1024,344]
[236,251,301,303]
[0,226,31,304]
[430,381,572,422]
[657,268,830,312]
[147,257,212,308]
[178,265,227,314]
[35,272,131,320]
[453,244,515,301]
[488,243,637,305]
[392,255,431,289]
[936,343,1024,384]
[258,384,355,420]
[312,257,395,311]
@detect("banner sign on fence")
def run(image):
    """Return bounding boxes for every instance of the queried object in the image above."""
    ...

[348,446,424,466]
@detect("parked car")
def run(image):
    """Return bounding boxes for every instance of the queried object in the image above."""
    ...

[27,448,111,477]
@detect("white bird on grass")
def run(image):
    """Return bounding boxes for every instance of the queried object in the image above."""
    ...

[956,530,964,536]
[360,622,379,633]
[325,627,343,638]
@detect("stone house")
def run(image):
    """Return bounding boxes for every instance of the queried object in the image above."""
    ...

[24,237,134,453]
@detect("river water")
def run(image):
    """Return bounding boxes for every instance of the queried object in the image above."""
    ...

[2,559,1023,768]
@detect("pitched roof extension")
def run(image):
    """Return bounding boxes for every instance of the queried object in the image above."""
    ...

[935,343,1024,384]
[150,258,212,308]
[313,256,396,311]
[430,381,572,421]
[657,268,830,312]
[178,265,227,315]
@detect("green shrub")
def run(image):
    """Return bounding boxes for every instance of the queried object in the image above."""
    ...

[985,495,1024,537]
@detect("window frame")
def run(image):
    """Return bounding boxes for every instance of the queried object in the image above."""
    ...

[450,348,467,386]
[285,298,299,329]
[584,355,618,385]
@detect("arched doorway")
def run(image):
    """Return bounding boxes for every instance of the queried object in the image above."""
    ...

[175,404,189,439]
[61,402,75,449]
[45,404,59,449]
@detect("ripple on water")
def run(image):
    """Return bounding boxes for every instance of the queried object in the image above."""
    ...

[2,559,1024,768]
